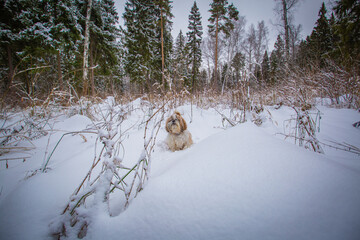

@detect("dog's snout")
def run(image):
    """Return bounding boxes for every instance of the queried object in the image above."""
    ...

[171,119,176,124]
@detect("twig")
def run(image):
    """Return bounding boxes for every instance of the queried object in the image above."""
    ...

[276,133,360,155]
[14,65,52,76]
[214,108,235,126]
[0,156,30,161]
[324,140,360,155]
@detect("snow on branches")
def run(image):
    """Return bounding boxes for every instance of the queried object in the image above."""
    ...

[50,98,166,239]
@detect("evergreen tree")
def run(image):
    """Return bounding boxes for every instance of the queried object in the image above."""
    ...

[186,1,203,92]
[46,0,82,90]
[173,30,188,90]
[153,0,173,88]
[87,0,121,94]
[0,0,122,97]
[123,0,173,91]
[208,0,239,89]
[296,38,311,68]
[174,31,186,61]
[199,69,208,89]
[309,2,332,66]
[1,0,81,93]
[269,35,285,85]
[328,12,340,53]
[0,0,23,90]
[220,63,229,91]
[231,51,245,83]
[333,0,360,67]
[123,0,157,91]
[261,50,270,86]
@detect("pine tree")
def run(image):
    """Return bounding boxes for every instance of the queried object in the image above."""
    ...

[45,0,82,90]
[123,0,173,91]
[309,2,332,66]
[153,0,173,88]
[186,1,203,92]
[1,0,71,93]
[86,0,121,95]
[0,0,22,90]
[296,38,311,69]
[0,0,121,97]
[261,50,270,86]
[333,0,360,67]
[231,51,245,83]
[220,63,229,91]
[123,0,157,91]
[208,0,239,89]
[173,30,188,90]
[269,35,285,85]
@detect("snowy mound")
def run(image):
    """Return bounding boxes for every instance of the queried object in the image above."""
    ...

[88,123,360,240]
[0,105,359,240]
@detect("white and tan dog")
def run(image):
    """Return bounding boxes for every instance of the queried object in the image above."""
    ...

[165,111,193,152]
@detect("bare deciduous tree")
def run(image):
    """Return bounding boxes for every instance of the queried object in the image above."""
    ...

[274,0,301,61]
[202,34,224,85]
[224,17,246,66]
[242,21,269,79]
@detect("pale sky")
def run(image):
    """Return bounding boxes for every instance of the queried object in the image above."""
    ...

[115,0,330,50]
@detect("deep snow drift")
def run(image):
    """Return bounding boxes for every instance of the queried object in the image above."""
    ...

[0,100,359,240]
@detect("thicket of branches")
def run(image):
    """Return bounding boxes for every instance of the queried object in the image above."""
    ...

[0,0,359,109]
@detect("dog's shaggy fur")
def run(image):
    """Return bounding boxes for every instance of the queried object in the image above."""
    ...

[165,111,193,152]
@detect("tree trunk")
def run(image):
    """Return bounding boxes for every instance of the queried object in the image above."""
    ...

[214,16,219,90]
[282,0,290,60]
[90,41,95,96]
[6,45,14,91]
[160,4,165,89]
[191,65,196,94]
[82,0,92,96]
[56,50,63,90]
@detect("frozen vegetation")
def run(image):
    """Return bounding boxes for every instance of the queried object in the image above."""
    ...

[0,96,359,239]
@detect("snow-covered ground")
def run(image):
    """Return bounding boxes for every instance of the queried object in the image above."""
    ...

[0,99,359,240]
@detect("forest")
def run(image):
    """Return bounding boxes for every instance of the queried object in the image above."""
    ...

[0,1,360,239]
[0,0,359,109]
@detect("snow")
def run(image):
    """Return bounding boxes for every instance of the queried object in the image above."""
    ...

[0,100,359,240]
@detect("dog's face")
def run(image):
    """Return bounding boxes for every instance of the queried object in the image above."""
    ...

[165,111,187,135]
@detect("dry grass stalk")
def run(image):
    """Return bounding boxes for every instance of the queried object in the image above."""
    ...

[51,98,167,239]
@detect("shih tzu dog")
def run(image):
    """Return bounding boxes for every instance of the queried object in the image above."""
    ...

[165,111,193,152]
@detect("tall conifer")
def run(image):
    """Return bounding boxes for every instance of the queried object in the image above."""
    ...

[186,1,203,92]
[123,0,157,91]
[333,0,360,66]
[153,0,173,88]
[310,2,332,65]
[208,0,239,89]
[173,30,188,90]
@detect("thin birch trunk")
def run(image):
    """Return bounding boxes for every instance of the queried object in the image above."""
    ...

[160,5,165,88]
[90,42,95,96]
[82,0,92,96]
[214,16,219,90]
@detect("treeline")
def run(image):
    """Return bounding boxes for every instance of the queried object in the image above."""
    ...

[0,0,359,105]
[0,0,121,98]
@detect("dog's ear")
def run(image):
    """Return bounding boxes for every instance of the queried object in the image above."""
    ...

[165,117,171,133]
[179,115,187,131]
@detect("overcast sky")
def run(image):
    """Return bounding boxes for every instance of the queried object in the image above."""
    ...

[114,0,330,49]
